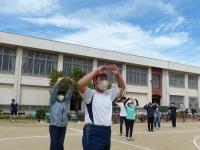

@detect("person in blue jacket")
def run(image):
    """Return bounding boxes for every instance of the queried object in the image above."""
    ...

[49,77,74,150]
[124,98,139,141]
[168,102,177,128]
[144,102,157,132]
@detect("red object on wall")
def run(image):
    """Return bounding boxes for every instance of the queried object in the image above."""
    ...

[152,67,162,97]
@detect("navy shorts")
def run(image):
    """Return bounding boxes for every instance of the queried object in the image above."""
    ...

[82,124,111,150]
[11,111,17,115]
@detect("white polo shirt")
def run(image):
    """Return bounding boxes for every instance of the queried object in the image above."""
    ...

[80,87,120,126]
[116,102,127,117]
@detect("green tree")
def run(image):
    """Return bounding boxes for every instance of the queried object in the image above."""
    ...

[49,70,71,94]
[69,68,85,118]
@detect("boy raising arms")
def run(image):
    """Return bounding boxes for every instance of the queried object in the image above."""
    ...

[77,65,125,150]
[49,77,74,150]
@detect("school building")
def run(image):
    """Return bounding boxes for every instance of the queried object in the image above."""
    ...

[0,31,200,112]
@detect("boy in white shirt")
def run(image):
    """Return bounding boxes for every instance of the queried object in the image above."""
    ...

[77,65,125,150]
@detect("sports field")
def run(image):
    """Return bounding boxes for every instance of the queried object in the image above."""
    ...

[1,120,200,150]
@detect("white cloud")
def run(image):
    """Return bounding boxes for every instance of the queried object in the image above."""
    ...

[153,32,188,47]
[21,0,179,25]
[155,16,185,33]
[22,15,89,29]
[99,0,178,19]
[0,0,60,16]
[18,0,196,64]
[155,1,177,16]
[55,22,188,61]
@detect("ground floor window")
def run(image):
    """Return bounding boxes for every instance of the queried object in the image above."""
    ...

[189,97,199,111]
[169,95,184,108]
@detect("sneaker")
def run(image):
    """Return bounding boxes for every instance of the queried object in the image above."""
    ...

[119,134,122,136]
[126,137,130,141]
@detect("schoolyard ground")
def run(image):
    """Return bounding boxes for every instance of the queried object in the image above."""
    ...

[1,120,200,150]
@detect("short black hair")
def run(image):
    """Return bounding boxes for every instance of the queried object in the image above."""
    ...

[57,90,65,95]
[121,97,126,100]
[123,98,130,105]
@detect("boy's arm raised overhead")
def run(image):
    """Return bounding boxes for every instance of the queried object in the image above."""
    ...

[50,77,64,105]
[110,64,126,95]
[65,78,75,105]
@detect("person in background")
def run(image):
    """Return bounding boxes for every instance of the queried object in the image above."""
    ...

[49,77,74,150]
[144,102,157,132]
[154,106,161,129]
[77,65,125,150]
[138,108,145,123]
[124,98,139,141]
[114,97,127,136]
[185,107,190,121]
[180,104,185,123]
[10,99,18,122]
[168,102,177,128]
[191,107,197,121]
[167,109,171,121]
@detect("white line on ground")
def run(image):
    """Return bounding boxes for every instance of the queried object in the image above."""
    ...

[0,134,82,141]
[112,130,200,135]
[69,127,200,135]
[69,128,83,133]
[69,128,154,150]
[193,135,200,150]
[112,138,153,150]
[0,136,48,141]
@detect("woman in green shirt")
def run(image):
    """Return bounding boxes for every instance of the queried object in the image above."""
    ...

[124,98,139,141]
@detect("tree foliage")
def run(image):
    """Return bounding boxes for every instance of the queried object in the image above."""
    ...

[49,70,71,95]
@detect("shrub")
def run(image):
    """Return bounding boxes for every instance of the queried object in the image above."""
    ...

[36,108,46,122]
[159,106,169,113]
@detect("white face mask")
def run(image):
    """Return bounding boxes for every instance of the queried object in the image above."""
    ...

[97,80,109,91]
[57,95,64,101]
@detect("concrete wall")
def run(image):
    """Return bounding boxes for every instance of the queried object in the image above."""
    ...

[188,89,198,98]
[0,84,13,105]
[20,85,50,106]
[126,92,148,107]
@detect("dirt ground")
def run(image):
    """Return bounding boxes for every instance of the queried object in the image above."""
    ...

[1,120,200,150]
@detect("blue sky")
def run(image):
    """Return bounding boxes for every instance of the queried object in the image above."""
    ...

[0,0,200,66]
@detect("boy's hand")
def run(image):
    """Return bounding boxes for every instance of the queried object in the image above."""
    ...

[65,77,76,85]
[96,66,109,74]
[69,78,75,85]
[56,77,64,84]
[110,64,120,75]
